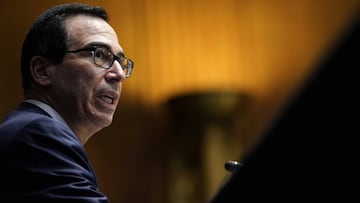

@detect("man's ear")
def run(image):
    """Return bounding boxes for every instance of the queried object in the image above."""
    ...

[30,56,53,86]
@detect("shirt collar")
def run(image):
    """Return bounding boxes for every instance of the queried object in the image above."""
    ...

[24,99,69,128]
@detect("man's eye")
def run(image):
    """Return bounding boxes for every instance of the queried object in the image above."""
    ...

[94,49,105,58]
[95,48,112,60]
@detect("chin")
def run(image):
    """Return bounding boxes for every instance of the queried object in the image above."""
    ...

[103,116,113,127]
[100,116,113,127]
[91,114,114,129]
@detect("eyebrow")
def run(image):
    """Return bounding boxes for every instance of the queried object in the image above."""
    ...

[85,42,124,57]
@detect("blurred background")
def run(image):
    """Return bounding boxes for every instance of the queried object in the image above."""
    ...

[0,0,359,203]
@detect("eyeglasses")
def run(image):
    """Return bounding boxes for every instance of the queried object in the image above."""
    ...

[65,46,134,78]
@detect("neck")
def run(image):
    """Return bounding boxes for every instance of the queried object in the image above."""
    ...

[25,92,98,145]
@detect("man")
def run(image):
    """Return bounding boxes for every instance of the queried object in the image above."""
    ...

[0,3,133,202]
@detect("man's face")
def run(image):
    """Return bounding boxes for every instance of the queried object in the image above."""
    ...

[50,15,126,133]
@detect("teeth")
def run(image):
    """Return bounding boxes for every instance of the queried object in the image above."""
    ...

[101,96,113,104]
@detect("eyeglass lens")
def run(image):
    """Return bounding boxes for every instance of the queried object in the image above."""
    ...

[93,48,133,77]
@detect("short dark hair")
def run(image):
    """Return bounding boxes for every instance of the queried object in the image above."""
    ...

[21,3,109,93]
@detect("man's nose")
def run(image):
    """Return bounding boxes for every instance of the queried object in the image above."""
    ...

[105,60,126,82]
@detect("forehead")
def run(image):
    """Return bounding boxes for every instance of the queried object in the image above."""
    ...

[65,15,122,53]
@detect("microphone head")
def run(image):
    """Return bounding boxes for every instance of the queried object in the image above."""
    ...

[224,160,243,173]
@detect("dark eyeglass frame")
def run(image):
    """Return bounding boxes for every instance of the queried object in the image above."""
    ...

[65,46,134,78]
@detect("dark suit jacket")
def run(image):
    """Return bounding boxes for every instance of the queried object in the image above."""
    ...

[0,102,109,202]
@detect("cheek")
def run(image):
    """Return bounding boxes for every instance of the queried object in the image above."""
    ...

[54,60,105,101]
[78,76,102,100]
[57,70,100,100]
[67,65,101,90]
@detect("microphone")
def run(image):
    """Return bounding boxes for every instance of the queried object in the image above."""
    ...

[224,160,243,173]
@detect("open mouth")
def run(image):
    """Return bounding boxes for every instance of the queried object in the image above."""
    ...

[100,95,114,104]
